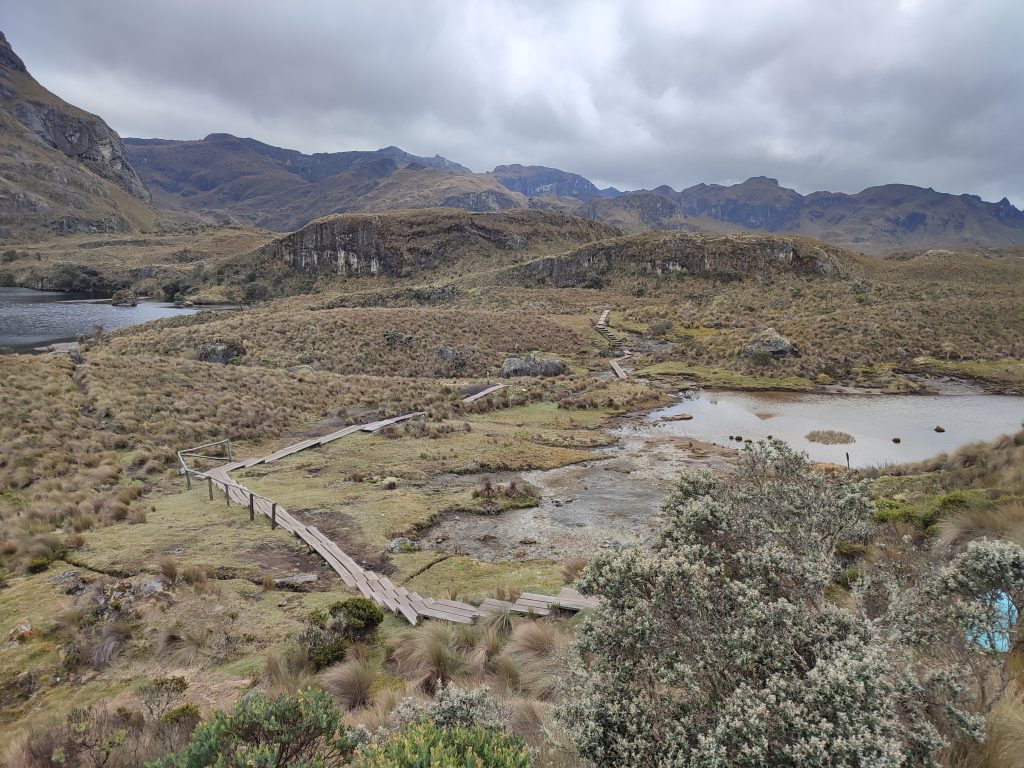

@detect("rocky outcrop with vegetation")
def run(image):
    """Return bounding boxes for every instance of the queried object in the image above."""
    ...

[258,208,619,278]
[520,231,853,287]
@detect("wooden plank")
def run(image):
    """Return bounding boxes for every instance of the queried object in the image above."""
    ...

[417,603,476,624]
[509,602,551,617]
[429,598,480,618]
[361,412,426,433]
[317,424,363,446]
[610,360,627,380]
[363,574,398,613]
[461,384,506,403]
[477,598,516,614]
[378,578,419,624]
[303,535,360,589]
[558,587,600,605]
[304,527,358,588]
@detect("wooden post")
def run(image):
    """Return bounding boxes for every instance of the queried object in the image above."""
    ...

[227,442,233,460]
[225,485,230,506]
[249,493,255,521]
[271,503,277,530]
[207,476,213,500]
[185,470,192,490]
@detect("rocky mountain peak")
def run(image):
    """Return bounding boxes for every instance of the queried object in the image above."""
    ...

[0,31,26,73]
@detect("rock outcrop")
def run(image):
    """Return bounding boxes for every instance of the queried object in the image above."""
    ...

[521,231,852,288]
[110,288,138,306]
[500,354,568,377]
[259,208,619,279]
[743,328,799,358]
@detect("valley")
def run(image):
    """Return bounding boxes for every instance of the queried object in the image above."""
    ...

[1,21,1023,768]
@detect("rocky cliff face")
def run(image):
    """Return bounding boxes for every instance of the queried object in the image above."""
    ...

[521,231,852,287]
[490,164,619,200]
[0,31,157,239]
[260,208,621,279]
[0,33,148,201]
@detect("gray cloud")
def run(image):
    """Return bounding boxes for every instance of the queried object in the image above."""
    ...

[5,0,1022,204]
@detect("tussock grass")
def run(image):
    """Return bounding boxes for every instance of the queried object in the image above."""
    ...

[806,430,856,445]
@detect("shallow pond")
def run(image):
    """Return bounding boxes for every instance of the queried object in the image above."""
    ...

[631,389,1024,468]
[0,287,196,351]
[427,388,1024,561]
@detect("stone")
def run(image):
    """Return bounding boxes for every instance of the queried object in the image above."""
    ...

[663,413,693,421]
[500,353,568,377]
[7,622,34,643]
[139,578,165,597]
[110,288,138,306]
[275,573,318,590]
[52,570,86,595]
[386,537,420,554]
[742,327,798,358]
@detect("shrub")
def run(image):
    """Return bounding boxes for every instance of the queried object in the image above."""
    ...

[354,722,532,768]
[559,440,1024,767]
[152,689,361,767]
[299,625,348,671]
[332,597,385,638]
[26,557,52,574]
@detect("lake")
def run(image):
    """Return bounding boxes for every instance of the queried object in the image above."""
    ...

[632,389,1024,467]
[0,287,196,352]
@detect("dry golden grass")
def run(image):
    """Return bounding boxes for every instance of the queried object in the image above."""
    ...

[103,299,587,378]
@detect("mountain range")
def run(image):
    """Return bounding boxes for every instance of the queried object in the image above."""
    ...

[2,29,1023,254]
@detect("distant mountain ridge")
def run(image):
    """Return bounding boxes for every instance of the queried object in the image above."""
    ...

[585,176,1024,253]
[123,133,522,231]
[125,132,1024,253]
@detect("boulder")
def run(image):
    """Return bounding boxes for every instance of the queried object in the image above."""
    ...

[275,573,318,590]
[743,327,798,358]
[110,288,138,306]
[500,353,568,377]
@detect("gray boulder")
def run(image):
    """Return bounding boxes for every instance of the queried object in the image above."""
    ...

[500,353,568,377]
[743,328,798,358]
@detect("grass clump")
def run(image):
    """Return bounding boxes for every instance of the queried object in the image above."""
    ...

[806,430,856,445]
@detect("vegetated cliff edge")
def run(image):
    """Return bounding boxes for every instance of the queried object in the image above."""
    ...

[255,208,621,278]
[519,231,856,287]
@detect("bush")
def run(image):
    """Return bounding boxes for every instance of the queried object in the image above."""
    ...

[153,689,361,767]
[331,597,385,638]
[355,722,532,768]
[299,625,349,671]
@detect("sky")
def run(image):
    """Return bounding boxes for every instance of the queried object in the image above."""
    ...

[4,0,1023,204]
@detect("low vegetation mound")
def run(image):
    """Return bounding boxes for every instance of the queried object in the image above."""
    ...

[105,303,585,377]
[805,430,855,444]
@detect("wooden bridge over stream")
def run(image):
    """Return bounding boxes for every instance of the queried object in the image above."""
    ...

[177,381,599,625]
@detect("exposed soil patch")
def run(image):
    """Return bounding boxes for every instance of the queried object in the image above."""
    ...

[290,506,396,575]
[245,541,338,588]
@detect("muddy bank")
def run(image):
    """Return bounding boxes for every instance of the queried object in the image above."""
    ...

[422,433,732,563]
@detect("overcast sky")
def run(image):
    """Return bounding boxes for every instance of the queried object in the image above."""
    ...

[5,0,1023,204]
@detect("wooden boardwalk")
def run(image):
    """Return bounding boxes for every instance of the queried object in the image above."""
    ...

[179,382,597,626]
[596,308,631,379]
